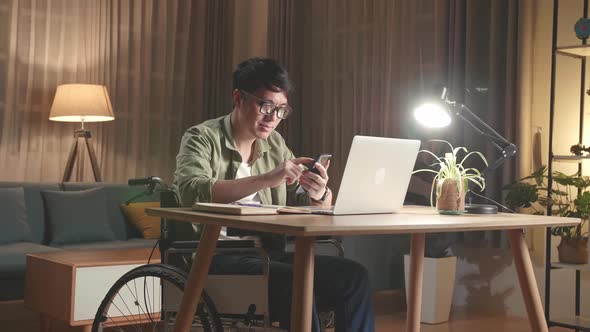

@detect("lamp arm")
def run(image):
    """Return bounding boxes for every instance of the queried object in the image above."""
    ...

[454,112,505,151]
[453,103,517,173]
[456,104,513,147]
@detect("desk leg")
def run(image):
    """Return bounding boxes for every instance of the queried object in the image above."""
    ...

[406,233,425,332]
[508,229,548,332]
[290,236,316,332]
[39,314,51,332]
[172,224,221,332]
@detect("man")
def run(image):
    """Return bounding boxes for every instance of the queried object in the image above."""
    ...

[173,57,375,331]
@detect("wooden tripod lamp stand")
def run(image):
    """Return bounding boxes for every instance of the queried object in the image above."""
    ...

[49,84,115,182]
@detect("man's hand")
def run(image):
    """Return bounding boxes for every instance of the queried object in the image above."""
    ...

[264,157,314,188]
[299,160,330,201]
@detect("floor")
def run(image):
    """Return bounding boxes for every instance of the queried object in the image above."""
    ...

[375,311,571,332]
[0,299,573,332]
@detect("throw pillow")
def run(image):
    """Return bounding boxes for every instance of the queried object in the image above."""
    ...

[120,202,161,239]
[42,187,116,245]
[0,187,32,245]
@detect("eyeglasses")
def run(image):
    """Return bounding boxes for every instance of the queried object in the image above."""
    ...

[240,90,293,119]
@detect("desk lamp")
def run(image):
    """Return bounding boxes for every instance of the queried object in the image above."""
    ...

[414,87,517,214]
[49,84,114,182]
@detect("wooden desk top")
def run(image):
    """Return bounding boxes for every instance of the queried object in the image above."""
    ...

[146,205,580,236]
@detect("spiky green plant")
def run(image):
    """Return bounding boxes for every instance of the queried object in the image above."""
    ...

[412,140,488,207]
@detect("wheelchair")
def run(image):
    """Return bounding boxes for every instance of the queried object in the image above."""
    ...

[91,177,344,332]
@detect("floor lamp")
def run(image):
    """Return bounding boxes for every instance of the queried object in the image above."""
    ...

[49,84,115,182]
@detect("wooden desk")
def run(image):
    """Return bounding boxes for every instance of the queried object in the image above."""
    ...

[146,206,579,332]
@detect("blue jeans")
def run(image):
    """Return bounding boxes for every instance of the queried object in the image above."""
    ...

[209,253,375,332]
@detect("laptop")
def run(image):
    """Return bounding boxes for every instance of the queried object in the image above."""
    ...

[309,136,420,215]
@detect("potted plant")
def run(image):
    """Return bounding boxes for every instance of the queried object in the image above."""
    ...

[413,140,488,214]
[504,166,589,264]
[404,233,456,324]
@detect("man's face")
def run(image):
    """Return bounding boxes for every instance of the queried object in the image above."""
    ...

[236,88,287,140]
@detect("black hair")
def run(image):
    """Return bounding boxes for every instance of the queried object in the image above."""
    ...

[232,57,293,95]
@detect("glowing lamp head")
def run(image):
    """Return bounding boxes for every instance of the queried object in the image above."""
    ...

[413,102,451,128]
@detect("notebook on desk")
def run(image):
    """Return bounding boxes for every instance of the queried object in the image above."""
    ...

[192,202,312,215]
[308,136,420,215]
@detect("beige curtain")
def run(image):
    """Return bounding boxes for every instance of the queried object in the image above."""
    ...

[442,0,519,201]
[269,0,519,204]
[269,0,422,198]
[203,0,235,120]
[436,0,519,248]
[269,0,519,241]
[517,0,535,180]
[0,0,210,183]
[267,0,302,151]
[0,0,103,181]
[516,0,543,260]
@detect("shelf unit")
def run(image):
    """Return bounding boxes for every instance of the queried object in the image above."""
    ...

[546,1,590,331]
[557,45,590,58]
[550,317,590,331]
[553,155,590,162]
[552,262,590,271]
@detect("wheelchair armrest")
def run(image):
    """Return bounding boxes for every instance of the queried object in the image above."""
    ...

[216,239,258,249]
[316,238,345,257]
[285,236,345,257]
[286,235,332,241]
[162,239,270,278]
[167,239,258,249]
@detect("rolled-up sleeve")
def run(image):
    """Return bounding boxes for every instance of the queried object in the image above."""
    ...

[174,128,216,207]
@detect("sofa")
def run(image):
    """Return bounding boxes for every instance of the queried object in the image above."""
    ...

[0,182,159,301]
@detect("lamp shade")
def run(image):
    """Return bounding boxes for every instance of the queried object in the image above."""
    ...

[49,84,114,122]
[414,102,451,128]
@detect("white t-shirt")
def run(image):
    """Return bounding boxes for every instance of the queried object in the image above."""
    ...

[218,162,261,240]
[233,162,262,204]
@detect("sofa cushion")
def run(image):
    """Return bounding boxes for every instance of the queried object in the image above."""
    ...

[0,278,25,301]
[0,182,61,244]
[0,242,63,278]
[42,187,117,245]
[63,183,159,240]
[0,242,63,301]
[0,187,32,245]
[56,239,158,251]
[120,202,161,239]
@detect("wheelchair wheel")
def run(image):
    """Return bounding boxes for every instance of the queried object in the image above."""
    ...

[92,264,222,332]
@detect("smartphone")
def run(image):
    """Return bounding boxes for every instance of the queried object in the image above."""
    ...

[308,153,332,175]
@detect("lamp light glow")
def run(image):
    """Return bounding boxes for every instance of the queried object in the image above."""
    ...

[413,102,451,128]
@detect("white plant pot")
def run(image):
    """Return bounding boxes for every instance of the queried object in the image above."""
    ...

[404,255,457,324]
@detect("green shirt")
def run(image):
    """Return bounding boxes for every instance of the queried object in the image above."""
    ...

[172,114,310,252]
